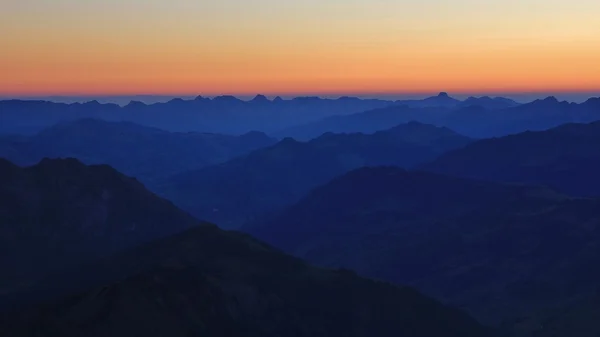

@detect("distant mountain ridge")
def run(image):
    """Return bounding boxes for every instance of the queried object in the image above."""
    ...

[0,95,396,135]
[278,95,599,140]
[157,122,472,228]
[458,96,520,109]
[0,118,276,184]
[0,92,523,136]
[422,120,600,197]
[395,92,462,108]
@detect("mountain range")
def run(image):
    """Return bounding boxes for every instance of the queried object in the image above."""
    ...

[0,93,523,137]
[0,158,491,337]
[2,92,600,337]
[246,166,600,334]
[0,158,202,298]
[422,120,600,197]
[157,122,472,228]
[0,119,276,184]
[0,95,395,135]
[279,95,600,140]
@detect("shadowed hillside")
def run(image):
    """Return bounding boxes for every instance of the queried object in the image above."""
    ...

[422,121,600,196]
[247,167,600,328]
[0,158,203,298]
[0,160,491,337]
[158,122,472,228]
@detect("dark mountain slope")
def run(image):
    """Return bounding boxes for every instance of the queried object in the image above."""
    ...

[158,122,471,228]
[506,293,600,337]
[246,167,600,326]
[0,163,491,337]
[0,158,202,297]
[0,119,276,183]
[422,121,600,196]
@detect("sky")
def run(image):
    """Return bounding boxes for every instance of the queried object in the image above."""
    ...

[2,0,600,97]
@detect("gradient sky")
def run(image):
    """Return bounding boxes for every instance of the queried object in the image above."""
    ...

[2,0,600,96]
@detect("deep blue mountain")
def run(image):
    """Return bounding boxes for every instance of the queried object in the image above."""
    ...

[275,105,451,140]
[0,118,276,184]
[457,96,520,109]
[422,120,600,196]
[0,158,203,298]
[278,95,599,140]
[395,92,462,108]
[0,93,528,138]
[157,122,472,228]
[246,166,600,333]
[0,159,491,337]
[0,95,395,135]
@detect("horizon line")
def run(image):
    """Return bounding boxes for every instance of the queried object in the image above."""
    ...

[3,89,600,98]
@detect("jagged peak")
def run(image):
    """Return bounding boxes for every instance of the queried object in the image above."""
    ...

[213,95,241,102]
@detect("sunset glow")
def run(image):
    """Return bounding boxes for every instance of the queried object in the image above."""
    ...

[2,0,600,95]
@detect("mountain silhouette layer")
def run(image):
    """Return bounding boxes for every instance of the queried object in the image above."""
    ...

[422,121,600,197]
[278,95,599,140]
[247,167,600,329]
[0,158,203,298]
[158,122,472,228]
[0,119,276,184]
[0,96,395,135]
[0,159,491,337]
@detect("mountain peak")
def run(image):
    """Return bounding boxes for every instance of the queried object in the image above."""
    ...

[213,95,241,103]
[280,137,300,145]
[542,96,559,103]
[252,94,270,102]
[239,130,272,142]
[125,100,146,108]
[273,96,284,102]
[438,92,449,97]
[168,98,185,104]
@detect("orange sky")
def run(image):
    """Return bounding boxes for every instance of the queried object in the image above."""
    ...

[2,0,600,95]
